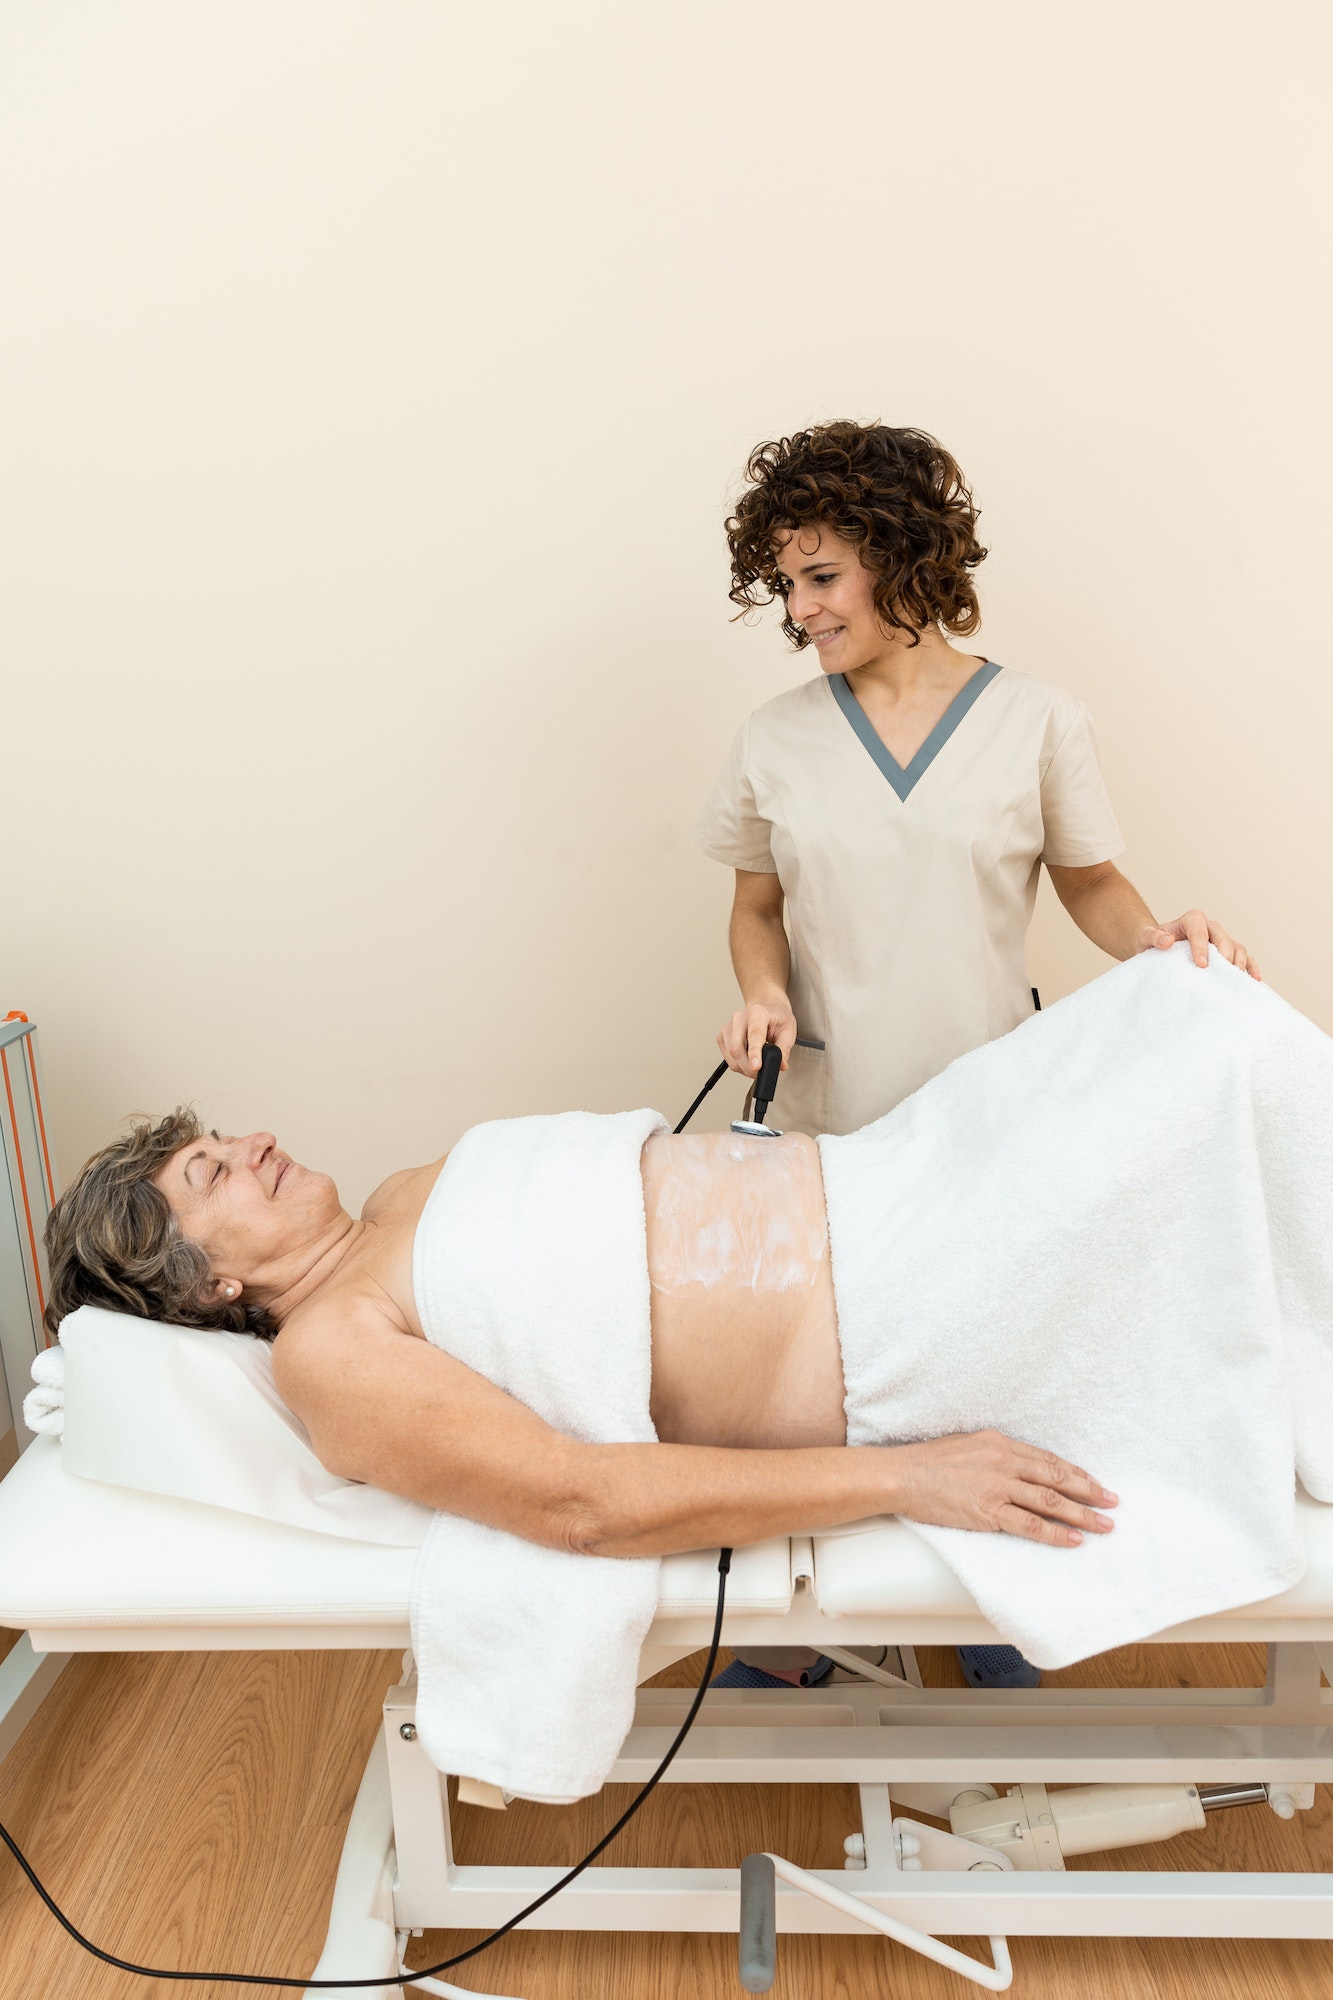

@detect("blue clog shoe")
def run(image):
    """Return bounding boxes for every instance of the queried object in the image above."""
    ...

[957,1644,1041,1689]
[710,1655,836,1690]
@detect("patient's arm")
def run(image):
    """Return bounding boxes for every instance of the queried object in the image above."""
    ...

[273,1310,1115,1558]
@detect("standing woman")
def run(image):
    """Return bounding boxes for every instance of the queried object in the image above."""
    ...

[698,421,1258,1136]
[696,420,1258,1690]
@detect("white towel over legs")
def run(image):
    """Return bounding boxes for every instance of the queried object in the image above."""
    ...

[410,1107,666,1802]
[819,945,1333,1668]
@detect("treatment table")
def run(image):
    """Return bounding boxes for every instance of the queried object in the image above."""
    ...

[4,1434,1333,1994]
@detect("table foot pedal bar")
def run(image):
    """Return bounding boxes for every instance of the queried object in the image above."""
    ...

[737,1851,1013,1991]
[400,1969,523,2000]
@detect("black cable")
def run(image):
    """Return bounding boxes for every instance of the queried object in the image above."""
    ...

[0,1066,739,1990]
[673,1059,729,1134]
[406,1544,732,1986]
[0,1546,733,1990]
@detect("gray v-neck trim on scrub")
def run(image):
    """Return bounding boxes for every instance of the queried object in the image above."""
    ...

[828,659,1003,801]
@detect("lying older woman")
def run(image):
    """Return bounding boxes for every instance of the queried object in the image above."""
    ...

[40,947,1333,1672]
[45,1110,1112,1553]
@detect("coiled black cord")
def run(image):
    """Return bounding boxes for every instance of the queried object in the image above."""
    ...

[0,1548,732,1989]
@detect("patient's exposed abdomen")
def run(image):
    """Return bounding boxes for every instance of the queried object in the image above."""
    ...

[641,1131,846,1448]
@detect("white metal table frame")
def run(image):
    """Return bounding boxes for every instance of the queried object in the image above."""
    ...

[8,1591,1333,1994]
[303,1619,1333,1997]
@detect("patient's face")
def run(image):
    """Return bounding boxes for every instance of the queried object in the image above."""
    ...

[155,1130,341,1295]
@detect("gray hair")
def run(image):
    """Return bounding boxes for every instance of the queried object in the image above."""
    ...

[43,1108,278,1342]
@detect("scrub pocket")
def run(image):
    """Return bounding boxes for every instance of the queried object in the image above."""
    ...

[773,1036,829,1138]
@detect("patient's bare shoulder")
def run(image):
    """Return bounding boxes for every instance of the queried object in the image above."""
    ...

[274,1176,441,1389]
[274,1151,449,1431]
[361,1155,449,1222]
[271,1284,576,1526]
[274,1284,402,1385]
[273,1276,422,1452]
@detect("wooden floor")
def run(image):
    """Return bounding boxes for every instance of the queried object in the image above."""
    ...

[1,1638,1332,1997]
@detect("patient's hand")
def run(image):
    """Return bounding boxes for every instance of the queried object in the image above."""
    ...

[893,1431,1117,1548]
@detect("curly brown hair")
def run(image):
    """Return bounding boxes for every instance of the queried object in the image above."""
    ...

[43,1108,278,1343]
[726,420,987,648]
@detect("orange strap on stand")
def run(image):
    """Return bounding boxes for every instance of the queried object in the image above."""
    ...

[1,1047,46,1321]
[1,1012,55,1326]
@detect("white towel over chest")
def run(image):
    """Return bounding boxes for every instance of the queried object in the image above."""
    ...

[410,1106,665,1802]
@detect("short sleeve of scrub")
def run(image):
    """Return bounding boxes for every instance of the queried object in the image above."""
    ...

[1039,704,1126,867]
[693,720,779,873]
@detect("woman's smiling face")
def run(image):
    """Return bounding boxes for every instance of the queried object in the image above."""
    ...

[155,1129,340,1303]
[773,524,892,673]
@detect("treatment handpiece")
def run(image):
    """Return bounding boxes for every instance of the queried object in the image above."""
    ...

[732,1040,783,1138]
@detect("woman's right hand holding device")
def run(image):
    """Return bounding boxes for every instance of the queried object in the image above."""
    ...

[717,996,798,1079]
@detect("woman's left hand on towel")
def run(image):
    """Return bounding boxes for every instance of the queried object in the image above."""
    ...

[892,1430,1118,1548]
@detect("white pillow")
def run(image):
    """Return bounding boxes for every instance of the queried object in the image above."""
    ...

[57,1304,431,1548]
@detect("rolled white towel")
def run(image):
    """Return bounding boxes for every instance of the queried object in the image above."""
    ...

[30,1348,63,1390]
[23,1345,64,1436]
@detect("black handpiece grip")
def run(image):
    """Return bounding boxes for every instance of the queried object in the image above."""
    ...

[738,1853,777,1991]
[753,1042,783,1125]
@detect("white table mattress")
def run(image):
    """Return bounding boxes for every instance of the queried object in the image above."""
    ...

[4,1436,1333,1652]
[0,1439,794,1647]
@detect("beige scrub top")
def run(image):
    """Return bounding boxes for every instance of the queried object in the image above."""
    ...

[694,662,1125,1137]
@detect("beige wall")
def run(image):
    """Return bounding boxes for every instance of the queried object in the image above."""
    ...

[3,1,1329,1208]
